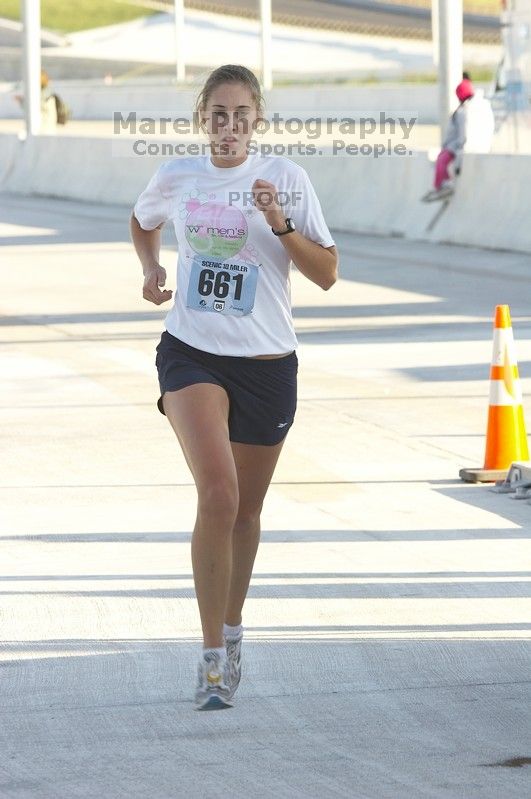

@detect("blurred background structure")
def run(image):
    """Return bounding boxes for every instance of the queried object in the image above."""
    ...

[1,1,530,250]
[1,1,527,140]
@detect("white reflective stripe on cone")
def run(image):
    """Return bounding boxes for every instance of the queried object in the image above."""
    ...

[489,379,523,406]
[491,329,517,367]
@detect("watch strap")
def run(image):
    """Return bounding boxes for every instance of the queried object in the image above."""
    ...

[272,218,295,236]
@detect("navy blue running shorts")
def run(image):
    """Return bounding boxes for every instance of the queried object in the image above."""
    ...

[155,330,298,446]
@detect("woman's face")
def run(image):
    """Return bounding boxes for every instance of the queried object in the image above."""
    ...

[202,82,259,164]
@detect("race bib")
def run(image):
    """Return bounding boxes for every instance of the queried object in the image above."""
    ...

[186,256,258,317]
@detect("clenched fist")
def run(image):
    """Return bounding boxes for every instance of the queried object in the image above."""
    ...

[143,264,173,305]
[252,179,286,230]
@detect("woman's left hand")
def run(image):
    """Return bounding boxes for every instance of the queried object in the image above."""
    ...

[252,179,285,230]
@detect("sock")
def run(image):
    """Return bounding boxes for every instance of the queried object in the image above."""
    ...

[223,623,243,639]
[202,646,226,660]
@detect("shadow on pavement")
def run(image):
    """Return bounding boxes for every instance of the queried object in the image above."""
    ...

[436,484,531,533]
[0,527,530,543]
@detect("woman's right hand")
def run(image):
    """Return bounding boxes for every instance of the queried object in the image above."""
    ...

[143,265,173,305]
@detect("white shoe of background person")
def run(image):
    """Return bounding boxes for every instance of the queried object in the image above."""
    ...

[422,182,455,203]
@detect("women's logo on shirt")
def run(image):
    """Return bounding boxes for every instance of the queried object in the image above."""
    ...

[183,200,248,260]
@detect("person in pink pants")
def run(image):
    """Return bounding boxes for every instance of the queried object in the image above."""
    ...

[434,148,456,191]
[423,76,475,202]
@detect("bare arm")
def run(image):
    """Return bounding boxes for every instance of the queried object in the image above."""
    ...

[273,232,338,291]
[130,213,173,305]
[252,179,338,291]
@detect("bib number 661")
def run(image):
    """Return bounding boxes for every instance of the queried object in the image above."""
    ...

[198,268,243,301]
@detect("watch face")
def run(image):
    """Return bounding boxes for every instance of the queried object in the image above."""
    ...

[272,218,295,235]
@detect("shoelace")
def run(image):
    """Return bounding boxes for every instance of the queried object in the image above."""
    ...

[225,639,241,684]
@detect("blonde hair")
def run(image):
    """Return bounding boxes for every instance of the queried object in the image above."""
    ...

[195,65,264,120]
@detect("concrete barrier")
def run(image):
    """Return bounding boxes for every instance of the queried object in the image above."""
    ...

[0,132,19,185]
[303,149,531,252]
[1,132,529,253]
[0,82,444,123]
[0,134,157,206]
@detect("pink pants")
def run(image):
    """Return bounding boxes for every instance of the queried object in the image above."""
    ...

[434,149,455,190]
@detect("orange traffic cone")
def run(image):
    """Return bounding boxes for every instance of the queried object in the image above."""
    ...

[460,305,529,483]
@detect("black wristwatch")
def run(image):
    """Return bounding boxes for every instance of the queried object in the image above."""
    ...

[272,217,296,236]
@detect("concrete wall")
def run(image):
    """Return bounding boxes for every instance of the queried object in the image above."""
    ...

[0,83,443,123]
[302,149,531,252]
[1,132,529,254]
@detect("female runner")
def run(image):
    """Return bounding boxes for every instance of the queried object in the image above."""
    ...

[131,64,338,710]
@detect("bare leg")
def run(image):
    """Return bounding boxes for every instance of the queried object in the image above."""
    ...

[162,384,239,649]
[225,440,285,627]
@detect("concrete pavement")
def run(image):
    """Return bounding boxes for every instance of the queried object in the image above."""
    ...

[0,193,530,798]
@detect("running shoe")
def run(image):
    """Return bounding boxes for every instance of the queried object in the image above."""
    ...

[225,629,243,699]
[422,185,454,203]
[195,649,233,711]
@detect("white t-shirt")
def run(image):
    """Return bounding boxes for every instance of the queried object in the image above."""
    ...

[133,153,335,356]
